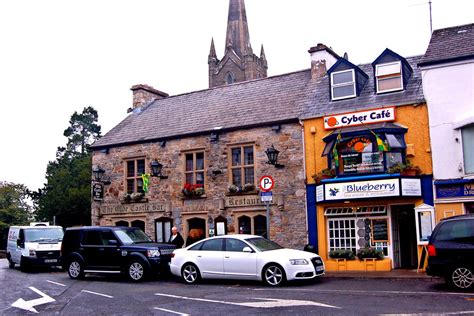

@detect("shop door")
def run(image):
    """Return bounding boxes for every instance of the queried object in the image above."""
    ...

[186,218,206,246]
[391,205,418,269]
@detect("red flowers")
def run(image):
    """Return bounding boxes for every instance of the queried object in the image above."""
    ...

[182,183,204,197]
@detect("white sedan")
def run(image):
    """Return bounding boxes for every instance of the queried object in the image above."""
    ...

[170,234,324,286]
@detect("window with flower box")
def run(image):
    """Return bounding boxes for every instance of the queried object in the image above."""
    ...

[183,151,205,196]
[230,145,255,190]
[126,158,145,194]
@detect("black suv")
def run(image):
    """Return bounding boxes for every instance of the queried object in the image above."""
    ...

[61,226,175,282]
[427,214,474,290]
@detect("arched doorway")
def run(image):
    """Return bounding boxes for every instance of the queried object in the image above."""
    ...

[238,216,251,234]
[131,220,145,232]
[186,217,206,246]
[155,217,173,243]
[214,216,227,236]
[116,220,129,227]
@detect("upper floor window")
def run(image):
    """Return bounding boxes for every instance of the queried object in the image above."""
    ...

[230,145,255,187]
[462,125,474,174]
[126,158,145,193]
[331,69,356,100]
[185,151,205,186]
[376,61,403,93]
[226,72,235,85]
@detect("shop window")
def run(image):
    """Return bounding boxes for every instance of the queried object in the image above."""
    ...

[328,219,356,253]
[331,69,356,100]
[461,125,474,174]
[155,218,172,243]
[376,61,403,93]
[125,158,145,194]
[230,145,255,188]
[184,151,205,188]
[238,216,251,234]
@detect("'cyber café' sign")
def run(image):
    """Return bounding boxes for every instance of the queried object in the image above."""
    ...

[324,107,395,130]
[317,178,421,201]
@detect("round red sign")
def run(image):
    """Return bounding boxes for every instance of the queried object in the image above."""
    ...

[259,175,274,192]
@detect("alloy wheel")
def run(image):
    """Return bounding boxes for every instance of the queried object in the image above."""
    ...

[69,261,81,279]
[129,262,145,281]
[452,267,473,289]
[264,265,284,286]
[183,264,198,284]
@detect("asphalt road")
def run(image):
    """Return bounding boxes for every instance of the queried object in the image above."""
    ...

[1,259,473,315]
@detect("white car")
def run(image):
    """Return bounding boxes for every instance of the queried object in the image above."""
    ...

[170,234,324,286]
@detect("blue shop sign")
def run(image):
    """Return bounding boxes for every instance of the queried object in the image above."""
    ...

[435,182,474,198]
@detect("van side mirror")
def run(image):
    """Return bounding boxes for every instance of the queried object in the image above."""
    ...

[17,239,24,248]
[242,246,253,253]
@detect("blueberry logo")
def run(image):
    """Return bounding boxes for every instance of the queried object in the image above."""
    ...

[329,188,339,196]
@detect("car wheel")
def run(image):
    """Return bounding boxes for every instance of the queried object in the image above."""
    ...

[68,259,84,280]
[20,257,30,272]
[181,263,200,284]
[263,264,286,286]
[448,266,473,290]
[127,260,147,282]
[7,256,15,269]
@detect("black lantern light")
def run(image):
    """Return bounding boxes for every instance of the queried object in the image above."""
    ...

[151,160,168,179]
[265,144,285,169]
[92,165,105,182]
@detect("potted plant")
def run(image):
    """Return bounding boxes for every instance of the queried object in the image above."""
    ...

[242,183,255,192]
[356,247,384,260]
[130,192,144,202]
[122,193,131,203]
[321,168,336,178]
[329,249,356,260]
[388,160,421,176]
[228,184,241,194]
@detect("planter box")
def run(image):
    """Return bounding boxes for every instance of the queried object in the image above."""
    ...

[326,258,392,271]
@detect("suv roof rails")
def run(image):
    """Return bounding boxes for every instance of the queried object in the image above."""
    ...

[440,213,474,221]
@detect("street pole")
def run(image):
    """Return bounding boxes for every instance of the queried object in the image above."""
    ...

[266,201,270,239]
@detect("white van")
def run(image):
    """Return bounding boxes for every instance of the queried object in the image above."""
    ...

[7,223,64,271]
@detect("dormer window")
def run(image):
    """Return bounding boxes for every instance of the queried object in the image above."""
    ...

[375,61,403,93]
[331,69,356,100]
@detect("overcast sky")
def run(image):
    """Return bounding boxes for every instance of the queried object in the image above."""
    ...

[0,0,472,191]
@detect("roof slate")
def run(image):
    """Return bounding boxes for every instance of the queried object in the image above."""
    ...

[418,23,474,66]
[300,56,425,119]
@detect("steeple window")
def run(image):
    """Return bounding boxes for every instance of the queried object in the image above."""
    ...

[226,72,235,85]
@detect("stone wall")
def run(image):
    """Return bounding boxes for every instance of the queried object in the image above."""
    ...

[92,123,308,249]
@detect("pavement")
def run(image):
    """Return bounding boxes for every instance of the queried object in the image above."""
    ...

[325,268,434,279]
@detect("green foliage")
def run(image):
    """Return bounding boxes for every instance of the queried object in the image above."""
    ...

[31,106,101,228]
[328,249,356,260]
[356,247,385,260]
[0,182,31,249]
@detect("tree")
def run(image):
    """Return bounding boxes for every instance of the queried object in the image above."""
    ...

[0,182,31,249]
[32,106,101,227]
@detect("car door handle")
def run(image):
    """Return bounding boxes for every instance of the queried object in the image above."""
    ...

[197,255,202,258]
[225,256,230,258]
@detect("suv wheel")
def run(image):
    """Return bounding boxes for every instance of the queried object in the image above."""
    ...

[182,263,200,284]
[127,260,147,282]
[263,264,286,286]
[448,266,473,290]
[68,260,84,280]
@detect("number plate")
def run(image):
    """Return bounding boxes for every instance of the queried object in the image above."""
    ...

[316,266,324,272]
[45,259,58,263]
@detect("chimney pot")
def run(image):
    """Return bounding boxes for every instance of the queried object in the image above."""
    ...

[130,84,168,109]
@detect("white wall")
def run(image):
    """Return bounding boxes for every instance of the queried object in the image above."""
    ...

[421,60,474,179]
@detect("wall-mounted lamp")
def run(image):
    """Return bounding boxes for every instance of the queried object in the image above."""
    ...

[210,133,219,142]
[265,144,284,169]
[151,160,168,179]
[92,165,110,184]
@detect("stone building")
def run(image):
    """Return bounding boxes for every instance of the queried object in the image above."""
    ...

[90,0,314,249]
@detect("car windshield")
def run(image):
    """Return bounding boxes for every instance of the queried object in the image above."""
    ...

[24,228,64,242]
[115,228,153,244]
[245,237,283,252]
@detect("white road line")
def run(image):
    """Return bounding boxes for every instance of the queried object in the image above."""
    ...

[81,290,114,298]
[253,288,474,296]
[154,307,190,315]
[46,280,66,287]
[382,311,474,316]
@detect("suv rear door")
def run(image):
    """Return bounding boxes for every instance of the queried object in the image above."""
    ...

[81,229,121,270]
[433,219,474,264]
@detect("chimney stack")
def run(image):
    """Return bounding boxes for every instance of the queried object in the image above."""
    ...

[308,43,340,80]
[130,84,168,110]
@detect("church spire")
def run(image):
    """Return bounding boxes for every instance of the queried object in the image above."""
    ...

[225,0,252,58]
[208,37,217,61]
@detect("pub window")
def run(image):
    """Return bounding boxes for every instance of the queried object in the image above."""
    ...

[155,218,172,243]
[131,220,145,233]
[230,145,255,188]
[185,151,205,187]
[126,158,145,194]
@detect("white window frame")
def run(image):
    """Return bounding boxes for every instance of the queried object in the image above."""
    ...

[330,69,356,100]
[375,61,403,94]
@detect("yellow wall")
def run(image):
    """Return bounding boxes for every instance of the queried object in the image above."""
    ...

[434,202,464,223]
[303,103,432,184]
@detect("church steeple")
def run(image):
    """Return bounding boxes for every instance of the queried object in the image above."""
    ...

[225,0,251,58]
[208,0,268,88]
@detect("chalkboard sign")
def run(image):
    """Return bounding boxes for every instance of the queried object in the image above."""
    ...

[371,219,389,242]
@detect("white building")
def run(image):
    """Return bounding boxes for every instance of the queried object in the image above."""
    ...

[419,23,474,221]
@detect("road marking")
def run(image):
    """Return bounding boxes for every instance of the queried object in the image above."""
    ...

[47,280,66,287]
[11,287,55,313]
[253,288,474,296]
[155,293,339,309]
[154,307,190,315]
[382,312,474,316]
[81,290,114,298]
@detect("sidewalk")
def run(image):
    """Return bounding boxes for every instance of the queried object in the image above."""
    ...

[325,269,434,279]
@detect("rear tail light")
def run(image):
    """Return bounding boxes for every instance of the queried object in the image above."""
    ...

[427,244,436,257]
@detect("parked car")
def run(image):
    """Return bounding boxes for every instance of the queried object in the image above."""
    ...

[427,214,474,290]
[6,223,64,271]
[170,234,325,286]
[61,226,175,282]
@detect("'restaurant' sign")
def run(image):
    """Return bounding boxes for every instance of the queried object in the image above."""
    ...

[324,107,395,130]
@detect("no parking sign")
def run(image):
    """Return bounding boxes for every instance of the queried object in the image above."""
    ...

[259,175,274,192]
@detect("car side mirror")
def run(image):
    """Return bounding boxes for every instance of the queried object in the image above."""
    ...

[242,247,253,253]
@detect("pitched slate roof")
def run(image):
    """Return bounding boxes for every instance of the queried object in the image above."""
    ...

[92,70,315,149]
[300,56,425,120]
[418,23,474,67]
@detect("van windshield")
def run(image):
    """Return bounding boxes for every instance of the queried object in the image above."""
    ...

[24,228,64,242]
[115,228,153,245]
